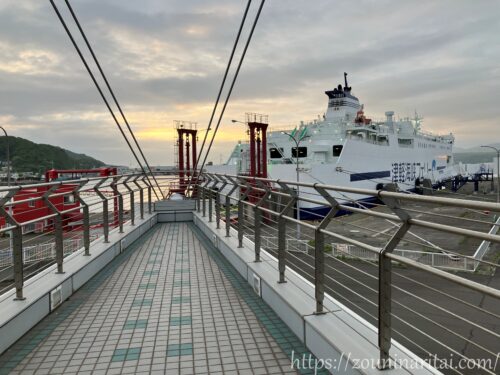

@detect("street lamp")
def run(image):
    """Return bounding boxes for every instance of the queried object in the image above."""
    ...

[0,126,10,186]
[0,126,12,253]
[281,130,310,239]
[231,119,245,125]
[481,145,500,203]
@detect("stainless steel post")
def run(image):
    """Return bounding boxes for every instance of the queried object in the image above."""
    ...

[377,193,411,369]
[313,186,339,314]
[276,182,297,284]
[196,184,201,212]
[133,177,144,220]
[103,199,109,242]
[12,227,24,300]
[82,203,90,255]
[225,195,231,236]
[112,177,124,234]
[237,179,251,249]
[237,199,244,248]
[119,194,124,233]
[130,190,135,226]
[215,189,221,227]
[0,192,24,300]
[378,223,409,368]
[277,213,286,283]
[207,178,219,223]
[254,207,262,262]
[42,185,65,273]
[74,181,91,256]
[54,215,64,273]
[123,177,135,226]
[215,177,227,230]
[140,188,144,219]
[208,185,214,223]
[148,186,152,214]
[94,180,109,243]
[253,181,271,263]
[202,186,207,217]
[224,177,239,238]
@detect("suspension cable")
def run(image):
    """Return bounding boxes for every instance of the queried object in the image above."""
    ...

[49,0,161,201]
[64,0,164,199]
[195,0,266,182]
[189,0,252,191]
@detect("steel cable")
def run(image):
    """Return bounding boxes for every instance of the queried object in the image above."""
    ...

[49,0,160,201]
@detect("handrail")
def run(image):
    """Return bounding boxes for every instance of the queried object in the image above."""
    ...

[197,171,500,371]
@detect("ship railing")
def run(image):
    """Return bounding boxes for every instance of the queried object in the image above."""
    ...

[346,134,390,146]
[197,172,500,373]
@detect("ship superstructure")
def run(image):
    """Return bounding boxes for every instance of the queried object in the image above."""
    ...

[212,74,457,218]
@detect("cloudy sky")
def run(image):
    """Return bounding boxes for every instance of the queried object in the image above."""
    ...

[1,0,499,166]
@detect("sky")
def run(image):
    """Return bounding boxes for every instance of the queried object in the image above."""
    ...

[0,0,499,167]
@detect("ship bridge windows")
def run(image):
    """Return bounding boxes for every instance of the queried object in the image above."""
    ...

[269,147,284,159]
[398,138,414,148]
[333,145,343,157]
[291,147,307,158]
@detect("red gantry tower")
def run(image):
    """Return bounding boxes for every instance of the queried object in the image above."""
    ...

[174,121,198,192]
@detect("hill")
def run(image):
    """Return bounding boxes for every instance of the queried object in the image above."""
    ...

[453,143,500,164]
[0,136,105,173]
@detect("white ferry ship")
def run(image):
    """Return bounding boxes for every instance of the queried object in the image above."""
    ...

[210,74,457,219]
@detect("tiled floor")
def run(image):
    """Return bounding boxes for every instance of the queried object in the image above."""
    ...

[0,223,324,374]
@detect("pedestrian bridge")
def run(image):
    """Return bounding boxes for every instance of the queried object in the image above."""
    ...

[0,173,498,375]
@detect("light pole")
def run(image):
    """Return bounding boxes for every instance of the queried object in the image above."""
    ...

[0,126,10,186]
[281,131,310,239]
[0,126,12,253]
[481,145,500,203]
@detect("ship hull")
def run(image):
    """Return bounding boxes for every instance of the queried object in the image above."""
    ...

[267,136,456,219]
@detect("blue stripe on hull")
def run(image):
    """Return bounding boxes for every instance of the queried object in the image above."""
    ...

[296,196,381,220]
[350,171,391,182]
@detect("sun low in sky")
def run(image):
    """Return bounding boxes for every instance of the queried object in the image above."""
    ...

[0,0,499,166]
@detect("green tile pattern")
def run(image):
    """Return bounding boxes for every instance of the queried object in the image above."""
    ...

[0,223,318,374]
[166,343,193,357]
[111,347,141,362]
[123,319,148,330]
[169,316,192,326]
[131,298,152,307]
[142,270,159,276]
[171,296,191,304]
[0,227,158,375]
[190,223,327,375]
[138,283,156,289]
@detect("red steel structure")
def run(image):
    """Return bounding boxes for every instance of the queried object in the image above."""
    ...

[247,115,268,179]
[174,121,197,196]
[242,113,269,205]
[0,168,118,233]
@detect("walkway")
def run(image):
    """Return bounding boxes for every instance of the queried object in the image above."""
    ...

[0,223,320,374]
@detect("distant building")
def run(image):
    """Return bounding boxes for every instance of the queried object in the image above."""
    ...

[151,166,176,172]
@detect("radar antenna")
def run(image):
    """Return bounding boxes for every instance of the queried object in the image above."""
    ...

[413,109,423,131]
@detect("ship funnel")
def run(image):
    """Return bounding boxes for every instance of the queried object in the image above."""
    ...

[385,111,394,123]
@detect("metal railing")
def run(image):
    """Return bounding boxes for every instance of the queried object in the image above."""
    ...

[0,172,168,298]
[0,235,100,268]
[197,172,500,374]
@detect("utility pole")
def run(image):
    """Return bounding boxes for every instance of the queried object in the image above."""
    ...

[0,127,10,186]
[281,130,310,239]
